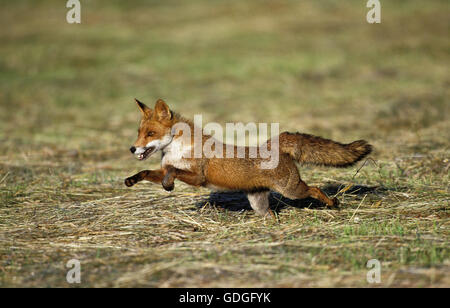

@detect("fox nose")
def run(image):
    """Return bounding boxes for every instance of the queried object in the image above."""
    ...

[130,146,136,154]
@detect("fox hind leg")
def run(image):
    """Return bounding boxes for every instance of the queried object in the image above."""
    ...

[272,166,338,208]
[305,186,338,207]
[282,181,338,207]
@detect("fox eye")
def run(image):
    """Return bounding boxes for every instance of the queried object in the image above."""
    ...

[147,131,155,137]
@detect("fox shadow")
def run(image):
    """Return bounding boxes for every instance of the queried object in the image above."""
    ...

[196,184,387,213]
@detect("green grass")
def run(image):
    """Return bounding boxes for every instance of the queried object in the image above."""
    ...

[0,0,448,287]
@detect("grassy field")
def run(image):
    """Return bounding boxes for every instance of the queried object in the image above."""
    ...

[0,0,448,287]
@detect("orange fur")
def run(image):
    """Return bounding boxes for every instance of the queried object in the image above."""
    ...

[125,99,373,217]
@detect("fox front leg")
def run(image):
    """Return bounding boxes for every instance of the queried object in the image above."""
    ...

[161,166,206,191]
[161,166,176,191]
[124,169,165,187]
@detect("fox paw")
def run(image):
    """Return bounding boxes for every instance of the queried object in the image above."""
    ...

[162,181,174,191]
[124,177,137,187]
[331,197,340,208]
[162,175,175,191]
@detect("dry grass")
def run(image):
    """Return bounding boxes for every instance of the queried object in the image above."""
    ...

[0,0,449,287]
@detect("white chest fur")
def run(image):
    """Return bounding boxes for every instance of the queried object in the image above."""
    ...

[161,137,192,171]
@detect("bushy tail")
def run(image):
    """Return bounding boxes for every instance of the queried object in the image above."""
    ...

[279,132,372,167]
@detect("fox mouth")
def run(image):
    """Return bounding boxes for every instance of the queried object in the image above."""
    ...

[137,146,156,160]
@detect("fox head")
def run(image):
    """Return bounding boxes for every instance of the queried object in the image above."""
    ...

[130,98,174,160]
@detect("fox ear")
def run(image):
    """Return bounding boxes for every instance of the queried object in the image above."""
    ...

[154,99,172,121]
[135,98,152,118]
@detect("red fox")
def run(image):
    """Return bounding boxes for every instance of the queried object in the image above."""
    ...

[125,98,372,217]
